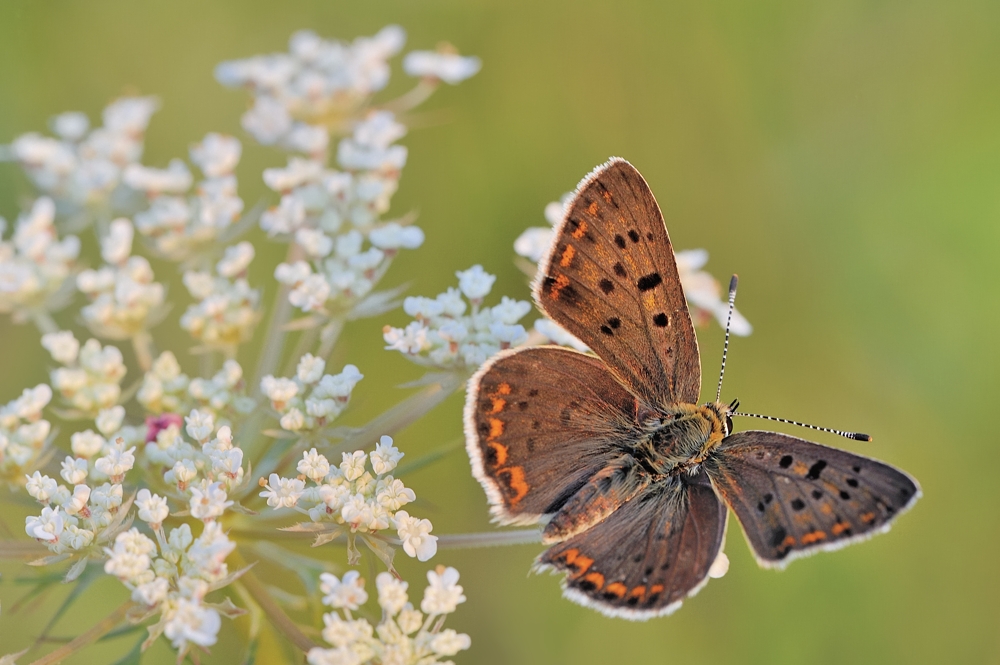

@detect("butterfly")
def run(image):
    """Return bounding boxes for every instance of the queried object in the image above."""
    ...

[463,158,920,619]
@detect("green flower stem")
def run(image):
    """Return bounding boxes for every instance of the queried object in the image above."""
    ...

[29,310,59,336]
[252,243,305,392]
[433,529,543,549]
[131,331,155,373]
[331,371,468,453]
[232,550,317,653]
[27,599,136,665]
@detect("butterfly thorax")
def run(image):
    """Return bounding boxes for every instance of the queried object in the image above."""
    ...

[636,402,729,477]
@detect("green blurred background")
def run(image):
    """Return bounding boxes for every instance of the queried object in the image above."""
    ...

[1,0,998,663]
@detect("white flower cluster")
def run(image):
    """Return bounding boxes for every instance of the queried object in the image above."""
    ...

[42,331,126,417]
[180,241,261,353]
[307,566,470,665]
[104,520,237,653]
[260,354,362,432]
[215,26,407,149]
[3,97,158,213]
[144,413,246,499]
[76,218,167,339]
[515,193,753,342]
[267,113,423,318]
[0,197,80,322]
[383,265,531,370]
[137,351,254,420]
[0,384,53,484]
[261,435,437,562]
[24,435,139,556]
[128,133,245,261]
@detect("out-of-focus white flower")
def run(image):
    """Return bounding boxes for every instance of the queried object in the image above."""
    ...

[675,249,752,336]
[123,159,193,195]
[163,597,222,650]
[319,570,368,610]
[420,566,466,615]
[190,133,241,178]
[404,50,482,84]
[47,337,126,416]
[6,97,158,213]
[0,198,80,322]
[180,253,260,353]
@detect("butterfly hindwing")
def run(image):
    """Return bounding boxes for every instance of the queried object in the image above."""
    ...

[537,469,726,619]
[464,345,642,525]
[533,158,701,407]
[706,431,921,568]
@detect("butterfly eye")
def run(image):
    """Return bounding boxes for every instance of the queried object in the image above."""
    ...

[725,416,734,435]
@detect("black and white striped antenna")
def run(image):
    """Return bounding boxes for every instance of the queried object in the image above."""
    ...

[715,274,739,404]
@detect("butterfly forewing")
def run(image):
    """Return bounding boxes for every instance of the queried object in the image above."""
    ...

[706,431,921,567]
[464,345,643,525]
[533,158,701,407]
[537,469,726,619]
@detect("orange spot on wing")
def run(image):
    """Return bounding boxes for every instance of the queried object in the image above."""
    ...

[587,201,599,215]
[602,190,612,202]
[490,397,506,413]
[559,244,576,267]
[549,273,571,300]
[801,530,827,545]
[832,522,851,536]
[860,512,876,524]
[582,571,605,589]
[605,582,627,598]
[567,551,594,577]
[782,535,797,548]
[487,442,508,466]
[494,383,511,396]
[820,503,833,515]
[629,585,646,599]
[499,466,529,505]
[571,220,589,239]
[488,418,504,439]
[792,462,810,475]
[649,584,665,595]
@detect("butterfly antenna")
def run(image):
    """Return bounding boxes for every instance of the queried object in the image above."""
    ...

[730,411,872,442]
[715,275,739,403]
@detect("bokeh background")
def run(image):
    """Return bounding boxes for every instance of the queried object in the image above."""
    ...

[1,1,998,663]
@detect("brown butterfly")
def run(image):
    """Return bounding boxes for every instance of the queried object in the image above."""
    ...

[463,158,920,619]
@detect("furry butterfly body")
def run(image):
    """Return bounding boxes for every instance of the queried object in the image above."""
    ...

[464,158,920,619]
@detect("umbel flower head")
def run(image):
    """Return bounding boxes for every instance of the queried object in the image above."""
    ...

[383,264,531,370]
[260,434,438,563]
[3,96,158,217]
[0,197,80,322]
[307,565,471,665]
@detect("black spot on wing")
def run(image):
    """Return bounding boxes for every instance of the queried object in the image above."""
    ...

[598,279,614,294]
[614,235,627,249]
[779,455,793,469]
[607,317,621,329]
[628,229,640,243]
[806,460,827,481]
[614,263,627,278]
[790,498,805,511]
[636,273,663,291]
[652,313,668,327]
